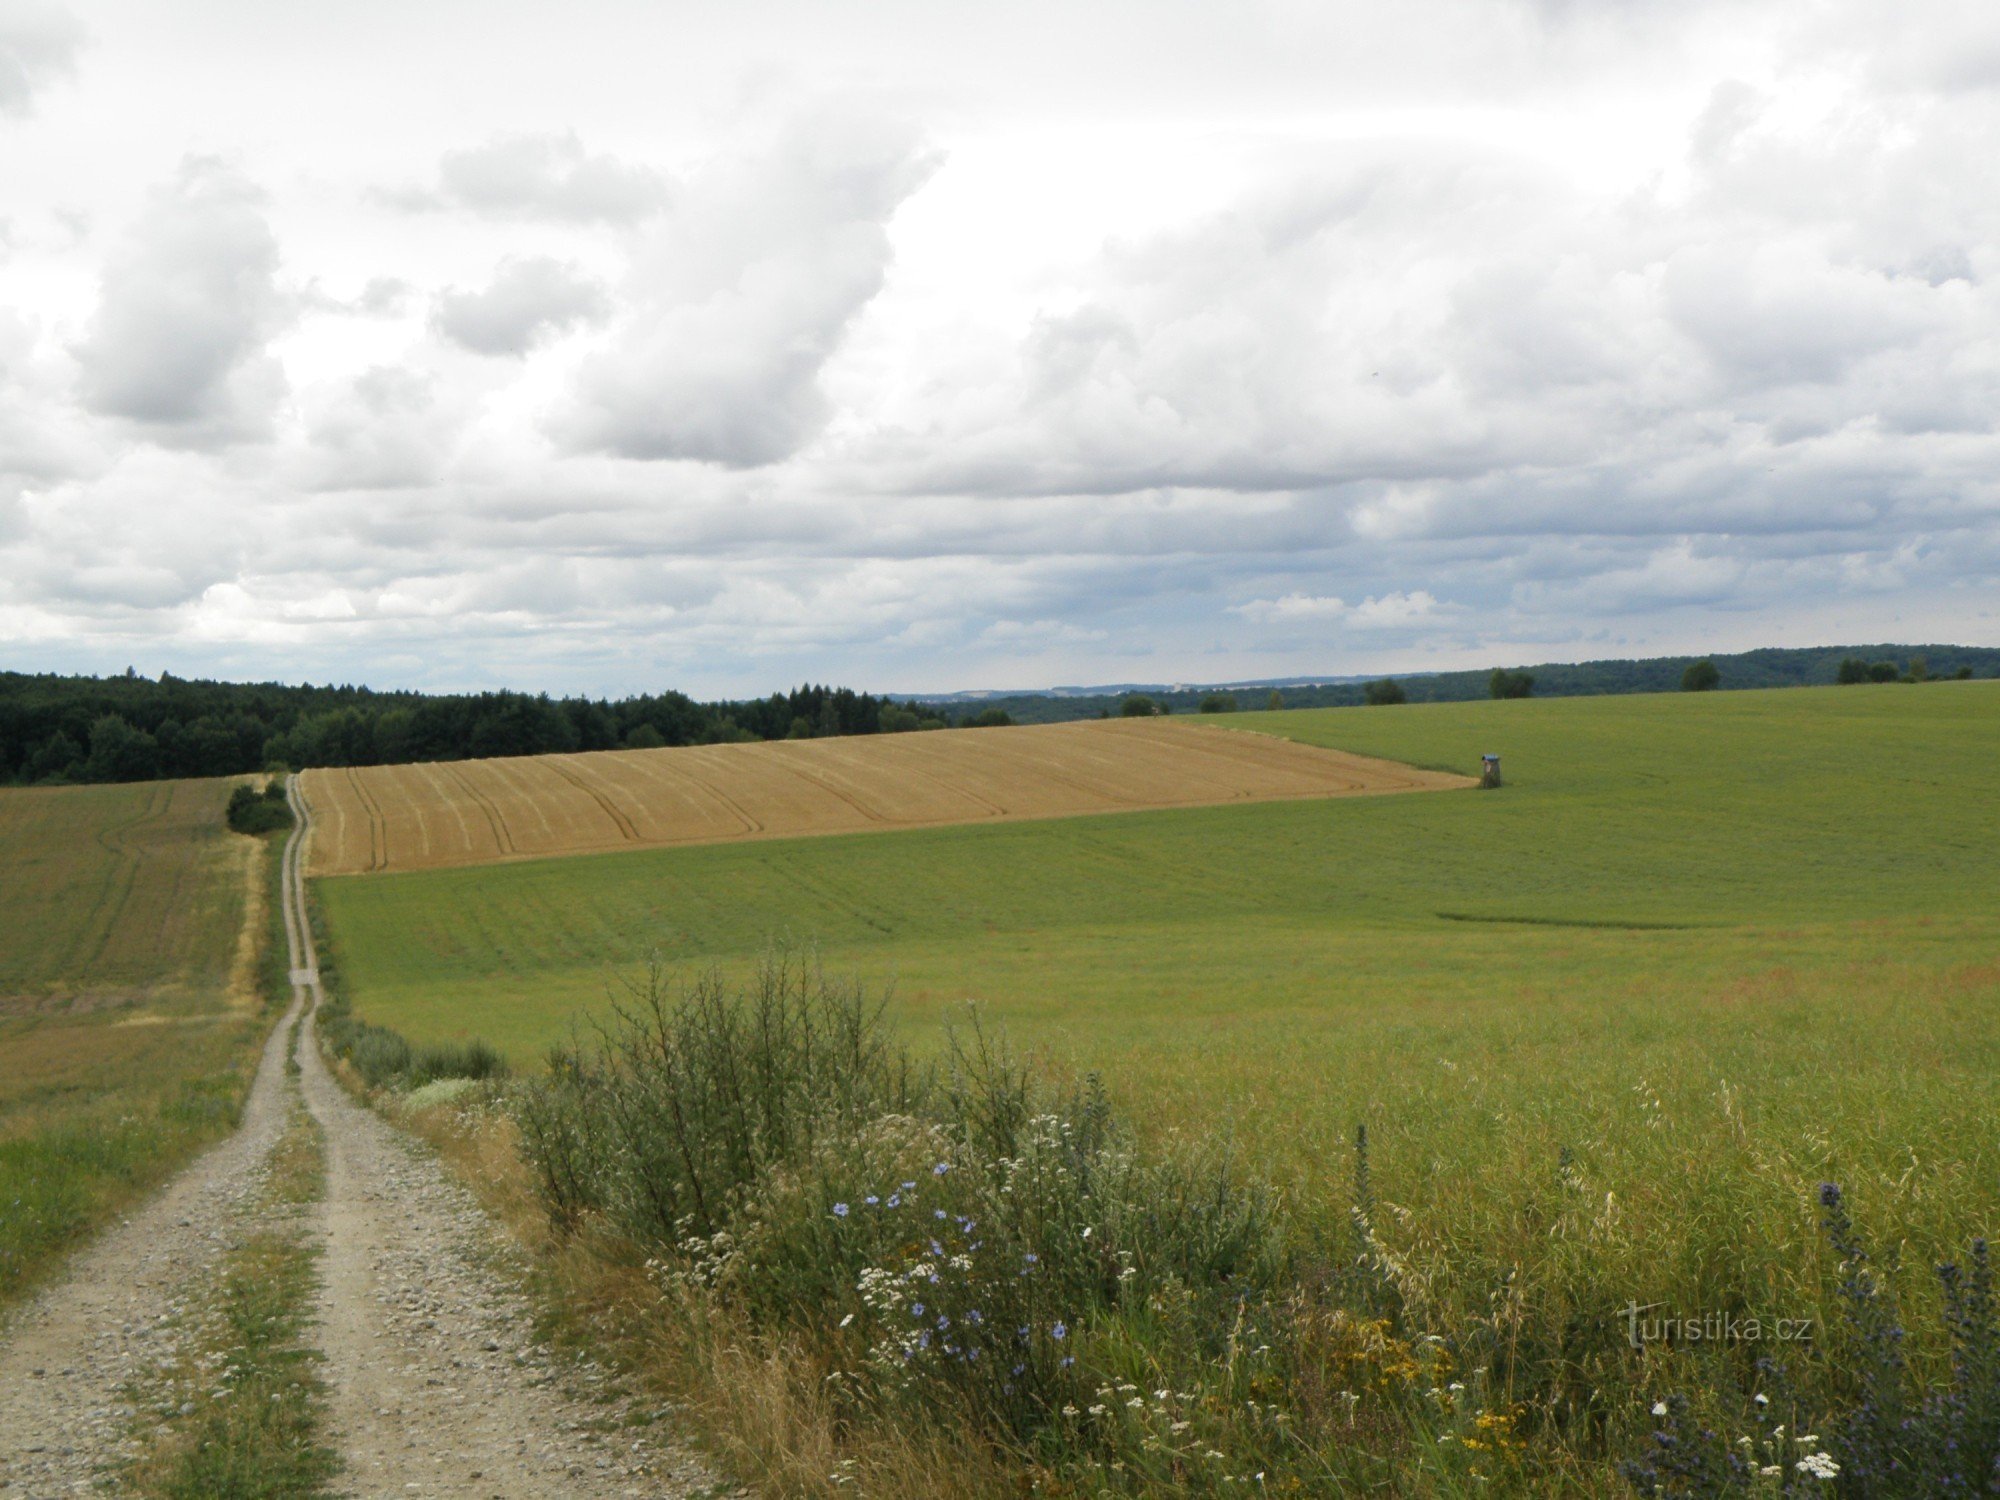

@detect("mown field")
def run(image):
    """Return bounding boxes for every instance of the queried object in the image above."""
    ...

[317,682,2000,1487]
[0,778,276,1307]
[300,715,1467,876]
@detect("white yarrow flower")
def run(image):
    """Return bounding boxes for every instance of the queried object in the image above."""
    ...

[1652,1401,1668,1417]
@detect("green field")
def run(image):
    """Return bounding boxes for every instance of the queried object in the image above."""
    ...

[0,778,275,1306]
[317,683,2000,1482]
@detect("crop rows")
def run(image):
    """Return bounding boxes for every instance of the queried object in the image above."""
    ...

[300,717,1470,876]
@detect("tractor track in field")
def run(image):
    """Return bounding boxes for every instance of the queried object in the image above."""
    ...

[0,787,722,1498]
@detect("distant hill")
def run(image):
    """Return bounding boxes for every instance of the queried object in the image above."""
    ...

[898,644,2000,723]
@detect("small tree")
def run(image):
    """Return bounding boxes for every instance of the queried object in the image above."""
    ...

[1680,659,1720,692]
[1837,656,1871,684]
[1120,694,1160,717]
[1868,661,1900,683]
[623,723,667,750]
[1363,678,1406,706]
[1266,690,1284,711]
[1488,668,1535,700]
[963,707,1014,728]
[1198,692,1237,714]
[1906,654,1930,683]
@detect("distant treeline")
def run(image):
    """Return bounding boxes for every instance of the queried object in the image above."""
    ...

[929,643,2000,724]
[0,672,953,787]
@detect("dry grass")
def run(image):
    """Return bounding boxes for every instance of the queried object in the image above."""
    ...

[394,1094,1017,1500]
[301,718,1471,877]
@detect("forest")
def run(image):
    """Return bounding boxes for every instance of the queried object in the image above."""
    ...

[0,671,948,786]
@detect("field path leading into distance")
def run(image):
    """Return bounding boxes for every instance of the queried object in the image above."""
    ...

[302,715,1474,876]
[0,786,723,1497]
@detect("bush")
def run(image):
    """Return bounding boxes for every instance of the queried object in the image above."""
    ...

[1869,660,1900,682]
[1680,659,1720,692]
[226,779,293,835]
[1119,695,1160,717]
[1837,656,1872,684]
[1198,693,1238,714]
[963,707,1014,729]
[1489,668,1535,699]
[1363,678,1406,706]
[517,959,1279,1449]
[318,992,506,1092]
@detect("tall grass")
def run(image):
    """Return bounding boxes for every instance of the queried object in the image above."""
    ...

[507,956,2000,1495]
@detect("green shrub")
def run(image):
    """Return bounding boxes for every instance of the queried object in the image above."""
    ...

[963,707,1015,729]
[1363,678,1407,706]
[1489,668,1535,699]
[1198,693,1237,714]
[1837,656,1872,684]
[226,779,293,835]
[1680,659,1720,692]
[1119,695,1160,717]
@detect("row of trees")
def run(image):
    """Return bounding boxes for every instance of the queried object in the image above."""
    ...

[1835,654,1971,685]
[0,670,954,788]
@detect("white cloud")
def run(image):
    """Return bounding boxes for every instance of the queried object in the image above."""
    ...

[433,257,609,356]
[0,0,82,119]
[424,132,669,224]
[554,112,940,467]
[71,158,287,447]
[5,4,2000,694]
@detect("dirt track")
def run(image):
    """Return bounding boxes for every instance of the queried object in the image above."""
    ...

[0,785,720,1497]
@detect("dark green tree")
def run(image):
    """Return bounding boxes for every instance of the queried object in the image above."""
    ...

[1363,678,1407,706]
[1680,659,1720,692]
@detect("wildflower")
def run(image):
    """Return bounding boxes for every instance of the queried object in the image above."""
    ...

[838,1313,854,1328]
[1061,1355,1075,1367]
[966,1309,983,1325]
[1062,1404,1079,1416]
[1023,1252,1039,1264]
[911,1303,925,1318]
[902,1180,916,1190]
[1754,1393,1769,1407]
[1797,1453,1839,1481]
[1652,1402,1668,1417]
[933,1162,951,1176]
[937,1314,951,1329]
[886,1193,901,1208]
[929,1239,944,1257]
[832,1202,849,1218]
[864,1195,879,1206]
[1052,1321,1068,1340]
[1760,1467,1782,1478]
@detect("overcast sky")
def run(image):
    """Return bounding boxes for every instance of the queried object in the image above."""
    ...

[2,0,1998,697]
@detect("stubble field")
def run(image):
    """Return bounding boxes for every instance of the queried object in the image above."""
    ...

[300,715,1470,876]
[0,777,275,1306]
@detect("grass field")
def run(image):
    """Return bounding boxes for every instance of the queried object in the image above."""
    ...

[316,682,2000,1482]
[0,778,275,1307]
[300,715,1467,875]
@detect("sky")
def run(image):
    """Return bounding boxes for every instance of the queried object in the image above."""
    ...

[2,0,1999,698]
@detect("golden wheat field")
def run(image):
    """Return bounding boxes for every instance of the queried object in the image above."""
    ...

[299,717,1472,876]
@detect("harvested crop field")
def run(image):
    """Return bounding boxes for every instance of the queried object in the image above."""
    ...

[299,717,1471,876]
[0,777,257,1012]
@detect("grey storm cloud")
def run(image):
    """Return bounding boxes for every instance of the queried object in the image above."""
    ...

[0,0,82,118]
[71,157,287,446]
[429,132,669,224]
[555,113,940,467]
[433,258,610,357]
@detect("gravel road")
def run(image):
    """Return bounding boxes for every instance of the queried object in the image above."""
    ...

[0,782,723,1498]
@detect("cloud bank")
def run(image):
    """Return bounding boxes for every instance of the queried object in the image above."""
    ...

[3,0,2000,695]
